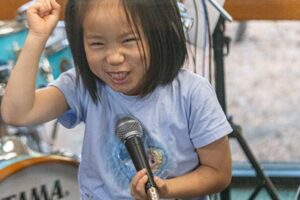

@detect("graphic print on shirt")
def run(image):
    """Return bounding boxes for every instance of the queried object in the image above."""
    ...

[105,128,170,188]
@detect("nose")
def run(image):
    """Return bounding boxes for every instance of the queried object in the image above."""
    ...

[106,49,125,66]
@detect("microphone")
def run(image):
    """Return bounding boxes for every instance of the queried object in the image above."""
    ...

[116,116,159,200]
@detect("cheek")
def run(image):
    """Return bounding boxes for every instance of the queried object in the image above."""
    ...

[83,41,98,68]
[85,55,96,70]
[84,54,104,78]
[85,49,101,68]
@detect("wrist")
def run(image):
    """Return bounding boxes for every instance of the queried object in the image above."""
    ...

[27,31,50,44]
[25,32,49,52]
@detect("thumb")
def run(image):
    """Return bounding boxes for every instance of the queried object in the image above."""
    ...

[154,176,165,187]
[154,176,168,198]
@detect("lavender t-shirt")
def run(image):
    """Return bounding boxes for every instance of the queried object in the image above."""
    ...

[50,68,232,200]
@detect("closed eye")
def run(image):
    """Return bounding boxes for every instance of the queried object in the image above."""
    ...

[89,42,104,48]
[123,37,139,44]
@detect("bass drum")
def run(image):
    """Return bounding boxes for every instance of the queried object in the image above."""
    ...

[0,155,80,199]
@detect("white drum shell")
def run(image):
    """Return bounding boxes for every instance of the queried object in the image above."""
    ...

[0,156,80,199]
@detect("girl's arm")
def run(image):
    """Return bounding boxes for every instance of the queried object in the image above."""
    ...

[1,0,68,126]
[131,136,232,199]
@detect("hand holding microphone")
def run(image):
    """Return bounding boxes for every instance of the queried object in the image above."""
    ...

[116,116,160,200]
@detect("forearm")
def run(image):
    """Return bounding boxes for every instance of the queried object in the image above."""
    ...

[161,137,232,199]
[163,164,231,199]
[1,33,48,124]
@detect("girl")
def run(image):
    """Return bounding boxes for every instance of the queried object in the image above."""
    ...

[1,0,232,199]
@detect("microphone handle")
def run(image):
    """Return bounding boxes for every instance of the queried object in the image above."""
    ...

[125,136,156,191]
[147,187,160,200]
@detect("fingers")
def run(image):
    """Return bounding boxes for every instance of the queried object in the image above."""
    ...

[26,0,61,37]
[50,0,61,17]
[131,171,169,199]
[154,176,164,187]
[29,0,50,18]
[154,176,168,198]
[28,0,60,18]
[130,169,148,200]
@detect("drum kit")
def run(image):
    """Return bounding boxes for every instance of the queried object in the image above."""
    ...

[0,2,79,198]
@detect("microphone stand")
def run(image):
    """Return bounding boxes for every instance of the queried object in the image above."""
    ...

[207,0,233,22]
[212,17,280,200]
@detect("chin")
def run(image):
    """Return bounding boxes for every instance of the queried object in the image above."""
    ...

[111,86,131,95]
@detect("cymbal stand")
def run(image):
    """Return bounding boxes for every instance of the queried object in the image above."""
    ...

[212,17,280,200]
[0,84,8,139]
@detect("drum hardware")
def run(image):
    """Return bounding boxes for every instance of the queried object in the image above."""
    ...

[0,136,34,161]
[45,38,69,56]
[0,83,5,96]
[0,62,13,84]
[0,83,8,140]
[40,57,55,84]
[50,149,81,162]
[12,40,22,59]
[0,20,26,36]
[8,125,47,153]
[0,116,8,142]
[50,120,59,147]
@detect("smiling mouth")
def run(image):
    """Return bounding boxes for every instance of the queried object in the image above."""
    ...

[108,72,129,83]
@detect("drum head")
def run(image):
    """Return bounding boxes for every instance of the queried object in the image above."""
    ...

[0,155,79,199]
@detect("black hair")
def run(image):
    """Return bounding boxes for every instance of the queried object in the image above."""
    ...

[64,0,187,103]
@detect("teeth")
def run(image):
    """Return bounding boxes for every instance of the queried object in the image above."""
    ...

[109,72,128,80]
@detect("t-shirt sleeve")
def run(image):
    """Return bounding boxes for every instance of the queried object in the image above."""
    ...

[48,69,83,128]
[188,78,233,148]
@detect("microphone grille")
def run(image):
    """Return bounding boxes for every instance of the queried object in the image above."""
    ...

[116,116,142,143]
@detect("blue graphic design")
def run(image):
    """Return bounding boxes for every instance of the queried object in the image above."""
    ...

[105,130,168,189]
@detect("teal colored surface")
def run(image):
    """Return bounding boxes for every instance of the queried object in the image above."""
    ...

[229,184,298,200]
[210,186,298,200]
[0,29,28,61]
[0,155,32,170]
[0,29,74,88]
[47,47,74,79]
[0,28,46,87]
[221,182,299,200]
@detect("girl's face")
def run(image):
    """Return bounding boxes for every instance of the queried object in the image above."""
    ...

[83,0,150,95]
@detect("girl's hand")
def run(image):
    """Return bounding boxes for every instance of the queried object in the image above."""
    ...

[26,0,61,39]
[130,169,169,200]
